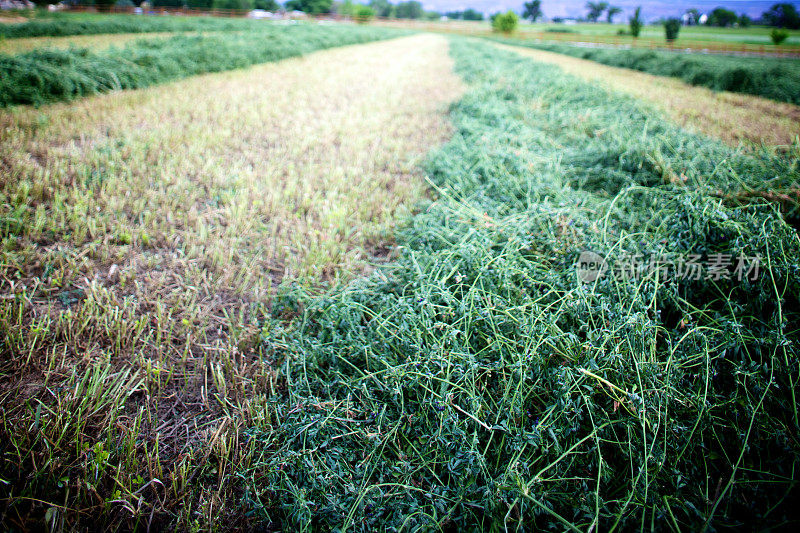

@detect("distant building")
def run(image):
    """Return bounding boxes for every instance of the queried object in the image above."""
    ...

[248,9,275,19]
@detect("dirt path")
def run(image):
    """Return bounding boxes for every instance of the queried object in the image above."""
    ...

[494,41,800,147]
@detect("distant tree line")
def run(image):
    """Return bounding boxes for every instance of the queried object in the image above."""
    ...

[682,4,798,29]
[761,3,800,28]
[288,0,438,18]
[444,8,483,21]
[145,0,277,9]
[585,3,623,23]
[358,0,440,19]
[566,2,799,30]
[79,0,442,17]
[58,0,800,30]
[136,0,279,11]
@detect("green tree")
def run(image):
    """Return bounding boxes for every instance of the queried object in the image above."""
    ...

[707,7,738,27]
[337,0,355,15]
[762,3,800,29]
[213,0,253,8]
[93,0,115,11]
[188,0,215,8]
[606,5,621,22]
[738,14,751,27]
[522,0,542,22]
[285,0,333,13]
[463,8,483,20]
[664,17,681,41]
[354,4,374,22]
[771,28,789,43]
[586,1,608,22]
[395,1,423,19]
[492,10,518,33]
[629,6,642,37]
[369,0,394,17]
[152,0,185,7]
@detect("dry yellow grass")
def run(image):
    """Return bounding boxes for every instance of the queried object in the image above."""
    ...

[0,33,461,527]
[0,15,28,24]
[3,32,460,300]
[494,42,800,147]
[0,31,222,54]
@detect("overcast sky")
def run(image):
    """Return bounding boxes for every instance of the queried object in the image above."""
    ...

[421,1,799,21]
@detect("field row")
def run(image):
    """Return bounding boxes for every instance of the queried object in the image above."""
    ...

[3,11,800,46]
[0,24,405,107]
[0,31,233,55]
[3,13,800,110]
[0,34,461,530]
[491,37,800,105]
[493,42,800,147]
[376,19,800,53]
[516,20,800,46]
[239,39,800,529]
[0,12,267,39]
[1,30,799,530]
[4,28,800,113]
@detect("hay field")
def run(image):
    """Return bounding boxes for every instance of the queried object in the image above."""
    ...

[1,16,799,532]
[0,33,462,530]
[494,41,800,147]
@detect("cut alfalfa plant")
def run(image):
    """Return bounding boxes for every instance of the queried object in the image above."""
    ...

[241,39,800,530]
[0,11,269,39]
[0,24,407,106]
